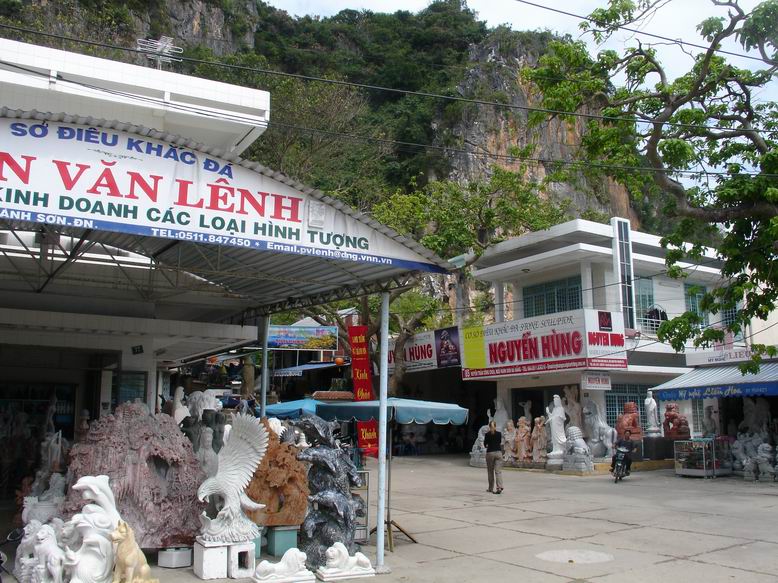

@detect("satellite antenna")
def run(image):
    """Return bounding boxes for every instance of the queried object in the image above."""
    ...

[136,36,183,70]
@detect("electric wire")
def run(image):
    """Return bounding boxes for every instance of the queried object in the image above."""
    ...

[0,22,776,136]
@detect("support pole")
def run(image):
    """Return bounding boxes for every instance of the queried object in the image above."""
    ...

[376,291,390,571]
[260,315,270,418]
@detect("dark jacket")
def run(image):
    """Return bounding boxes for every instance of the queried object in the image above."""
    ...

[484,430,502,453]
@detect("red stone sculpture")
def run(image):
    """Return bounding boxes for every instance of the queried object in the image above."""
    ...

[663,403,691,440]
[63,402,205,548]
[616,402,642,440]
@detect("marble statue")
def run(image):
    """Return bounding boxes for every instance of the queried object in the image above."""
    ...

[581,400,617,458]
[732,435,748,471]
[40,472,67,503]
[267,417,285,438]
[33,524,65,583]
[563,386,583,429]
[292,415,365,569]
[198,413,269,543]
[253,548,315,583]
[663,403,691,440]
[245,419,310,527]
[502,420,517,463]
[740,397,771,433]
[702,405,718,437]
[756,443,776,481]
[616,402,642,440]
[63,403,204,548]
[187,390,221,421]
[196,428,219,478]
[487,397,509,436]
[315,542,375,581]
[172,386,190,426]
[546,395,567,461]
[744,456,758,481]
[531,417,547,463]
[469,425,488,468]
[44,393,57,435]
[516,417,532,463]
[562,426,594,473]
[180,416,203,453]
[517,400,532,423]
[111,521,159,583]
[644,390,661,437]
[14,519,42,582]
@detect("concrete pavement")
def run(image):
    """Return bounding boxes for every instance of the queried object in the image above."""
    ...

[146,455,778,582]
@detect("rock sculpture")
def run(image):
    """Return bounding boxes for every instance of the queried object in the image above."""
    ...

[581,400,617,458]
[252,548,315,583]
[197,413,269,543]
[502,420,517,463]
[33,524,65,583]
[531,417,547,463]
[516,417,532,463]
[245,419,310,527]
[663,403,691,440]
[315,542,375,581]
[562,426,594,473]
[469,425,488,468]
[616,402,642,440]
[487,397,509,435]
[563,386,583,429]
[644,390,661,437]
[195,428,219,478]
[292,415,365,569]
[63,402,204,548]
[546,395,567,462]
[111,520,159,583]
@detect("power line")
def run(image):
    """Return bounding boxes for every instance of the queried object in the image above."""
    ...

[6,60,775,179]
[512,0,769,64]
[0,22,775,136]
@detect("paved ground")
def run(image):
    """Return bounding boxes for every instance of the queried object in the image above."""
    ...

[12,455,778,581]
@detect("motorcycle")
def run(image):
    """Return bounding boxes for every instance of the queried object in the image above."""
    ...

[613,446,631,483]
[0,527,24,583]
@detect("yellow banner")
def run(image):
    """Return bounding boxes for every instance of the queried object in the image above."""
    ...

[461,325,487,370]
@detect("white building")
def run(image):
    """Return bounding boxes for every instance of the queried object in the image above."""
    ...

[470,217,778,435]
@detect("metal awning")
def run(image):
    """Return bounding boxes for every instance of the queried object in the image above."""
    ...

[272,361,348,378]
[652,362,778,400]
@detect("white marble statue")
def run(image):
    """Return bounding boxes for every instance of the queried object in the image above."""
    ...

[702,405,719,437]
[469,425,488,468]
[487,397,509,436]
[562,426,594,473]
[315,542,375,581]
[546,395,567,460]
[172,386,190,425]
[40,473,67,503]
[187,390,222,421]
[517,400,532,423]
[252,548,315,582]
[33,524,65,583]
[644,390,661,436]
[563,386,582,430]
[502,420,517,464]
[756,442,776,481]
[732,435,748,471]
[581,399,617,458]
[198,413,269,543]
[196,428,219,478]
[61,474,123,583]
[14,519,42,582]
[267,417,285,438]
[740,397,771,433]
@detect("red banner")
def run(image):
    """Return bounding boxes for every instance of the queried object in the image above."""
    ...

[349,325,378,456]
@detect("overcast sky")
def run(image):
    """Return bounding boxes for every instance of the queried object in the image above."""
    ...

[263,0,774,100]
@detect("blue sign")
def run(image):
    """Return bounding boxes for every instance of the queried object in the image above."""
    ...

[655,381,778,401]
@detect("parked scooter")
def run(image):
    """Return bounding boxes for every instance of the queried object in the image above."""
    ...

[0,527,24,583]
[613,446,631,483]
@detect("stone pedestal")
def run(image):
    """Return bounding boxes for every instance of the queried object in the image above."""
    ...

[546,457,563,471]
[158,547,193,568]
[645,427,662,438]
[642,437,673,460]
[229,541,256,578]
[267,526,299,557]
[194,541,228,580]
[562,454,593,473]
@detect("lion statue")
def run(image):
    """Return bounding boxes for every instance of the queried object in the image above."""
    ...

[34,524,65,583]
[582,400,617,458]
[253,548,312,581]
[316,542,374,578]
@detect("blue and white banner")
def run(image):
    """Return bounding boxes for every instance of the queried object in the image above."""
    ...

[655,382,778,401]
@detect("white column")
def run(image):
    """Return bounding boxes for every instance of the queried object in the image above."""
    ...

[511,283,523,320]
[376,292,390,570]
[581,262,593,309]
[259,315,270,418]
[494,282,505,323]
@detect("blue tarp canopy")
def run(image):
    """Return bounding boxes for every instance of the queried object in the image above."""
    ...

[265,398,323,419]
[316,397,468,425]
[272,362,348,378]
[653,362,778,400]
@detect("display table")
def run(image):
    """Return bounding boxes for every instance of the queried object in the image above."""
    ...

[674,438,732,478]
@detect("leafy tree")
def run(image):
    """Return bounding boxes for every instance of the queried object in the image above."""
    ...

[524,0,778,368]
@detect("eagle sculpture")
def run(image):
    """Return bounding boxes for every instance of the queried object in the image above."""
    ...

[197,413,269,542]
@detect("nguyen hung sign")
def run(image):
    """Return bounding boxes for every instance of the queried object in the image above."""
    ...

[461,309,627,379]
[0,119,443,271]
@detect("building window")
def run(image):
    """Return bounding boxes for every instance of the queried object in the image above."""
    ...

[685,284,709,326]
[523,276,582,318]
[691,399,704,436]
[606,384,651,431]
[615,219,635,328]
[721,304,744,341]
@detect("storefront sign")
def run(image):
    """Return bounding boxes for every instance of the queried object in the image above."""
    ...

[685,348,756,367]
[267,325,338,351]
[387,326,461,374]
[656,382,778,400]
[461,309,627,379]
[348,325,378,455]
[581,372,611,391]
[0,120,444,271]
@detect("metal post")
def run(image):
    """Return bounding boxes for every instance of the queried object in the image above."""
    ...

[260,315,270,418]
[376,291,390,571]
